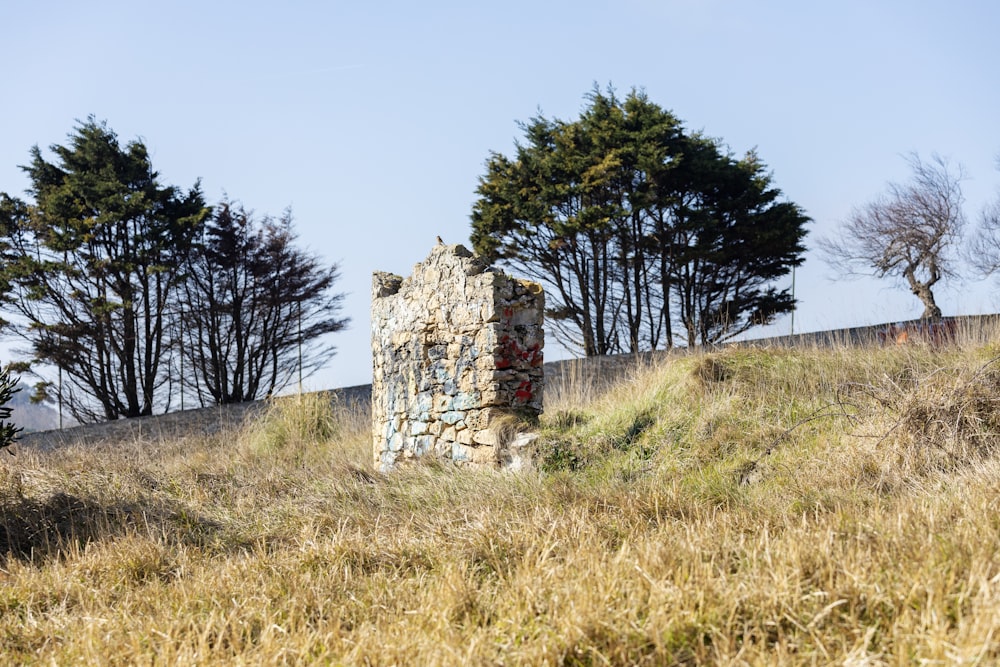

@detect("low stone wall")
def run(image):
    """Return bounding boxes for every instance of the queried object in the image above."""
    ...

[20,315,1000,456]
[17,385,371,452]
[371,245,543,471]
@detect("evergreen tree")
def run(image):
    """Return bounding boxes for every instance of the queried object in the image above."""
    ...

[0,368,22,452]
[667,142,809,344]
[472,86,809,353]
[179,200,348,405]
[0,118,209,421]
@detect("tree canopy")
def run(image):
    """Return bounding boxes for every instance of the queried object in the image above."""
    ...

[471,86,809,354]
[0,117,209,421]
[179,200,349,405]
[0,369,22,452]
[0,118,348,422]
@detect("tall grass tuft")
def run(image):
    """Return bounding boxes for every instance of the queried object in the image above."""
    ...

[240,392,369,467]
[243,392,340,455]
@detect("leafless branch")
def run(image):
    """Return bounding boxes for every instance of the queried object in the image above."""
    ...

[966,158,1000,277]
[818,153,966,319]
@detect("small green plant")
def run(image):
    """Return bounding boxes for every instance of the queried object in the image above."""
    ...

[538,436,588,472]
[0,367,23,453]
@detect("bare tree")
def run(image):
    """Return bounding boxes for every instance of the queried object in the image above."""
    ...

[819,153,966,319]
[967,157,1000,277]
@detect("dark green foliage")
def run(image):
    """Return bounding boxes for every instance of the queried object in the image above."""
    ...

[539,437,589,473]
[471,86,809,354]
[0,117,209,421]
[611,410,656,452]
[0,369,22,452]
[539,409,656,473]
[179,200,349,405]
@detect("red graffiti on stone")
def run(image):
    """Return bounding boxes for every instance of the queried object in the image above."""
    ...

[496,334,542,371]
[527,344,543,367]
[514,380,533,402]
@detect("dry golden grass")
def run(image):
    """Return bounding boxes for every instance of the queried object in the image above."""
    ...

[4,335,1000,664]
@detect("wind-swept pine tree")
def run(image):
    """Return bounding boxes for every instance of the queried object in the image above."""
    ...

[472,86,809,353]
[0,368,22,452]
[0,118,209,421]
[179,200,348,405]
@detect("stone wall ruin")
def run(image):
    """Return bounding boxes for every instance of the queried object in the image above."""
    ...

[371,244,543,471]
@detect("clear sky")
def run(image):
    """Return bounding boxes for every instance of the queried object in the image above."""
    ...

[2,1,998,391]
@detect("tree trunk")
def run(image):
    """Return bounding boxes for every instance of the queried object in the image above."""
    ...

[919,298,942,320]
[904,268,943,319]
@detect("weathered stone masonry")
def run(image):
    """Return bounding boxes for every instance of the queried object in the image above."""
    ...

[371,245,543,471]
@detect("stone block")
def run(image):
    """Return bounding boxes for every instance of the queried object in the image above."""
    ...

[472,428,503,447]
[414,435,436,455]
[440,411,465,425]
[452,392,480,410]
[452,442,499,466]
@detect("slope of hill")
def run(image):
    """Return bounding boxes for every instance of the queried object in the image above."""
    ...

[3,333,1000,663]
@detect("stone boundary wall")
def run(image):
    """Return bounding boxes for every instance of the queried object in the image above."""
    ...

[733,314,1000,349]
[17,385,371,452]
[18,315,1000,454]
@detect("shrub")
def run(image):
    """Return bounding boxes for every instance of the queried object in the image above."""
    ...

[0,368,22,452]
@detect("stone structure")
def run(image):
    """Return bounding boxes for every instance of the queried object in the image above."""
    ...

[371,244,544,471]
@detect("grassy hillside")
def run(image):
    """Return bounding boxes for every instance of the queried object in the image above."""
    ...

[3,333,1000,664]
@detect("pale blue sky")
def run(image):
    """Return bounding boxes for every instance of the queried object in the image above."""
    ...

[2,1,998,390]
